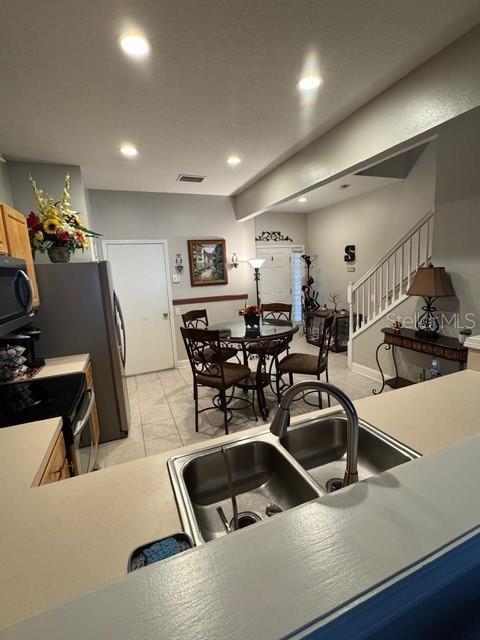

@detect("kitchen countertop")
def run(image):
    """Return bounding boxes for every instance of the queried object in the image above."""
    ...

[1,353,89,384]
[2,369,480,630]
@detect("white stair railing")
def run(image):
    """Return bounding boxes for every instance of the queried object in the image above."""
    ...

[348,210,434,342]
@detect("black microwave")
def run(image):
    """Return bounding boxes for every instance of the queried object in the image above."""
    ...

[0,255,34,337]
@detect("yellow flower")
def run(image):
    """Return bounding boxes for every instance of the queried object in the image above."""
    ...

[34,231,43,241]
[43,218,60,234]
[48,205,59,218]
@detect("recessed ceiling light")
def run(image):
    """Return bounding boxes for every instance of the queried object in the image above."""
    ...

[227,155,242,166]
[120,144,138,158]
[118,34,150,58]
[297,75,323,92]
[298,197,307,203]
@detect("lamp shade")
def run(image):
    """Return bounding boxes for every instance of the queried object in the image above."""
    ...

[248,258,266,269]
[406,266,455,298]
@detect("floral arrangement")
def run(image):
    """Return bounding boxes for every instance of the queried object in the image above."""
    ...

[241,305,262,316]
[27,173,100,258]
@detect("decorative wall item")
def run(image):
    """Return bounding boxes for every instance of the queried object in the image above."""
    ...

[187,239,228,286]
[231,252,239,269]
[344,244,356,263]
[255,231,293,243]
[175,253,184,273]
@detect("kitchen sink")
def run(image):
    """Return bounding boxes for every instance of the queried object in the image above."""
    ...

[281,416,419,492]
[170,435,319,544]
[168,413,420,546]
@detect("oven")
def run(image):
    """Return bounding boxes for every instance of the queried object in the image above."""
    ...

[73,386,98,474]
[0,255,34,337]
[0,373,99,475]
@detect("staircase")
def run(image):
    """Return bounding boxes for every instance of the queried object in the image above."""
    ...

[347,210,434,350]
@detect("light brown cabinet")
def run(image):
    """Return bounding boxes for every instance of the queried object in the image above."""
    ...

[39,431,71,485]
[0,203,40,307]
[0,211,8,255]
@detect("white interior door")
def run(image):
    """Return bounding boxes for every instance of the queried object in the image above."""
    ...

[103,241,174,375]
[256,247,291,306]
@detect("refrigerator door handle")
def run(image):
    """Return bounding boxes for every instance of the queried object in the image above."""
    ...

[113,290,126,368]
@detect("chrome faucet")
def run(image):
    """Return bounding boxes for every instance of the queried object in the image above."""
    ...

[270,380,359,486]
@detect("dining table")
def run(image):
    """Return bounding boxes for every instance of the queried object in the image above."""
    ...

[208,318,299,419]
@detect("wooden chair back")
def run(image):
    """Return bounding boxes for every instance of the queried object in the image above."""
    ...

[182,309,208,328]
[262,303,292,322]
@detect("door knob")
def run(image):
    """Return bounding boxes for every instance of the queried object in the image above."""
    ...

[163,312,169,319]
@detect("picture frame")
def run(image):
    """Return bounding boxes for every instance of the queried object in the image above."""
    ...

[187,239,228,286]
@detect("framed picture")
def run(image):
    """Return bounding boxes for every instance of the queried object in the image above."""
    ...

[187,239,228,286]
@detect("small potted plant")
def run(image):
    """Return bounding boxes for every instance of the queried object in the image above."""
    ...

[242,305,261,328]
[458,327,472,345]
[27,173,101,262]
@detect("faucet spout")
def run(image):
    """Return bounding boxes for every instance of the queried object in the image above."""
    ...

[270,380,359,486]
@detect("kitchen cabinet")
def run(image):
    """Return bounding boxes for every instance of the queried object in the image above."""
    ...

[84,359,101,448]
[0,210,7,255]
[0,203,40,307]
[39,431,71,485]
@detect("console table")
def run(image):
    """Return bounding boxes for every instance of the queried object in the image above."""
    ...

[373,327,468,394]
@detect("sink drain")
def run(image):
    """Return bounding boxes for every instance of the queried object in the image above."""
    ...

[230,511,262,530]
[326,478,344,493]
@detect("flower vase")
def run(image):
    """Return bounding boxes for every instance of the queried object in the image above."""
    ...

[48,246,71,263]
[244,313,260,328]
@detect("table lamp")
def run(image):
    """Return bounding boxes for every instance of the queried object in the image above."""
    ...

[248,258,266,308]
[406,265,455,336]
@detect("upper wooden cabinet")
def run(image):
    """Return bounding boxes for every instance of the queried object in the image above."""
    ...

[0,209,7,255]
[0,203,40,308]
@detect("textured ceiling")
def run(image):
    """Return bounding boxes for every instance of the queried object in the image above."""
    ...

[1,1,479,195]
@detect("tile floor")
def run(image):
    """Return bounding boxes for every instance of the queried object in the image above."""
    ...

[98,333,377,468]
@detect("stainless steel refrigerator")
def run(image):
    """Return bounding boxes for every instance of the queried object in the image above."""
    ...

[34,261,130,443]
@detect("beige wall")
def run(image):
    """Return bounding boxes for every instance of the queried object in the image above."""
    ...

[431,107,480,338]
[88,189,256,359]
[254,210,306,246]
[0,163,13,205]
[234,24,480,220]
[306,141,437,311]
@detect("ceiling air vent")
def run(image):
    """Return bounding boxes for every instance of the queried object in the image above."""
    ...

[177,174,206,183]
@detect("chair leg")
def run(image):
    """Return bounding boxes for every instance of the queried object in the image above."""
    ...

[325,366,331,407]
[251,389,258,421]
[275,370,282,403]
[317,375,323,410]
[220,389,229,435]
[193,380,199,432]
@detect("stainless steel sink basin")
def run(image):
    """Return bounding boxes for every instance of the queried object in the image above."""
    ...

[168,412,420,546]
[169,434,320,544]
[281,416,419,492]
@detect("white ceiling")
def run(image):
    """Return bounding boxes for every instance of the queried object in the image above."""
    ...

[1,1,479,195]
[268,173,403,214]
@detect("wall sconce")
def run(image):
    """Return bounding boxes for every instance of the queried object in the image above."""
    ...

[175,254,184,273]
[231,252,239,269]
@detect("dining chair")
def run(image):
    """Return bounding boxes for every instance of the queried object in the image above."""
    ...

[182,309,237,362]
[239,334,292,418]
[251,302,293,394]
[182,309,208,328]
[275,311,335,409]
[261,303,292,322]
[181,327,254,435]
